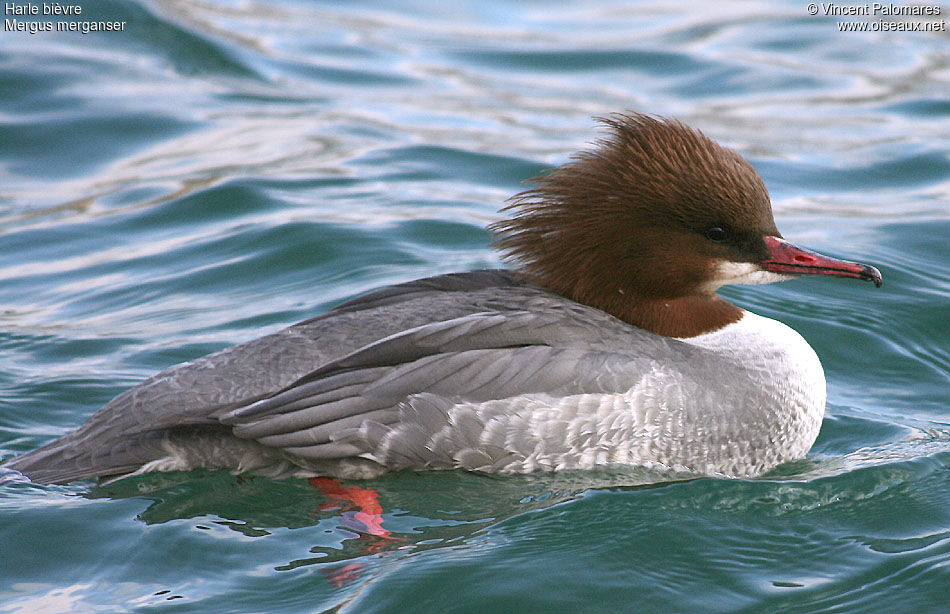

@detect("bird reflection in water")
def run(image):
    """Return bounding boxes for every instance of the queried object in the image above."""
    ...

[309,477,404,587]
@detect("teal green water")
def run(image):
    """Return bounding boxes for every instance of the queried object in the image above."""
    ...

[1,1,948,612]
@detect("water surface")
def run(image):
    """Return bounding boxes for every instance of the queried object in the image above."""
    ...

[1,1,947,612]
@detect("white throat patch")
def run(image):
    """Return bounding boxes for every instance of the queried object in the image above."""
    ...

[701,261,794,292]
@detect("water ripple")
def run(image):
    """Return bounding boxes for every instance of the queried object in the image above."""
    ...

[1,1,948,612]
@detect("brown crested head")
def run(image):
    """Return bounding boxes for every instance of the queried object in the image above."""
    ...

[490,113,780,337]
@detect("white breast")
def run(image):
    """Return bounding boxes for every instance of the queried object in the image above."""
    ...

[677,310,827,473]
[372,311,827,480]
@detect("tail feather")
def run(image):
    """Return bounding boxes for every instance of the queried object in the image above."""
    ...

[3,424,296,485]
[3,430,170,485]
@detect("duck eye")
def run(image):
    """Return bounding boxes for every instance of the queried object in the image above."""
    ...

[705,227,729,242]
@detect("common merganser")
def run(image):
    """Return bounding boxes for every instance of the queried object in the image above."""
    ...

[3,113,882,485]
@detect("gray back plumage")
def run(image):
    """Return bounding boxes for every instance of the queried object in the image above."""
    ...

[4,270,774,484]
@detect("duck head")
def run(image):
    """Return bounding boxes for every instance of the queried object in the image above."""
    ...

[490,113,882,337]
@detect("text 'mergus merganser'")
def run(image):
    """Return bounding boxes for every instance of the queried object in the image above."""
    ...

[4,114,882,485]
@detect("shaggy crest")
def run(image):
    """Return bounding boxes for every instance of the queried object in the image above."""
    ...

[489,113,778,335]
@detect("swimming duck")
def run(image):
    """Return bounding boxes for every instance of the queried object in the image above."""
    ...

[3,113,882,485]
